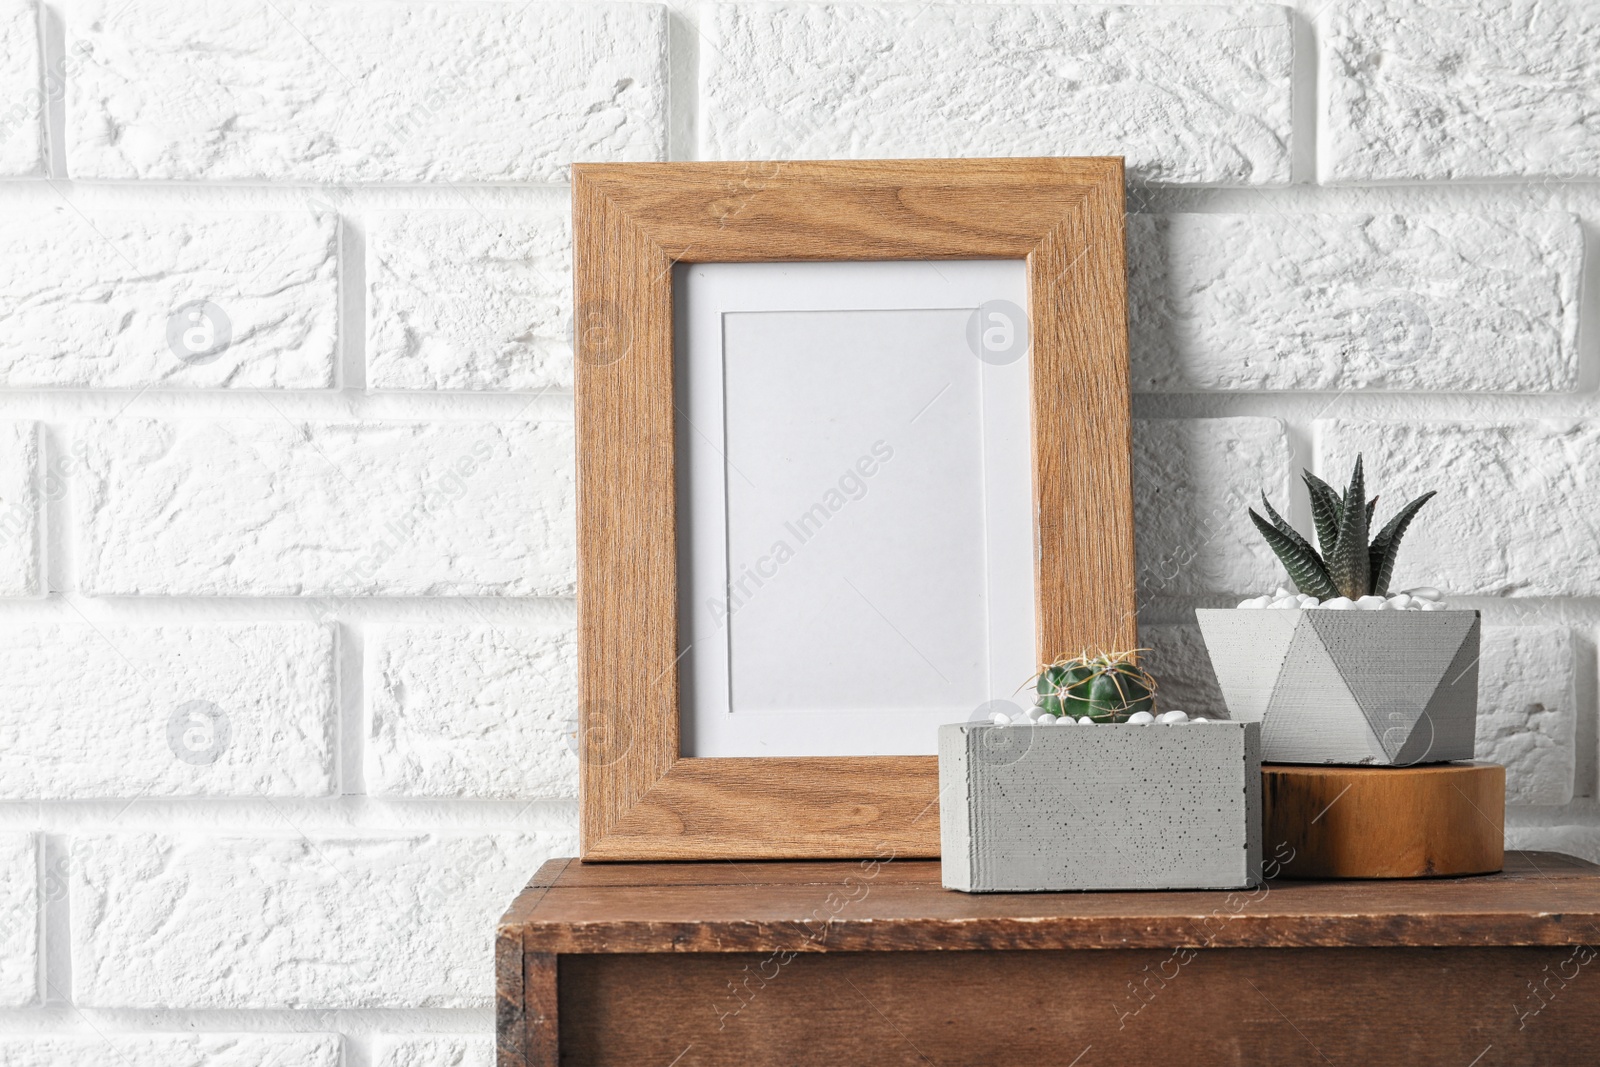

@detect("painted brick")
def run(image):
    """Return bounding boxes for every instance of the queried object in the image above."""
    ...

[66,0,668,183]
[0,1035,341,1067]
[375,1037,494,1067]
[1140,623,1228,719]
[78,420,575,596]
[0,0,41,176]
[71,831,575,1008]
[0,624,335,798]
[1153,620,1578,804]
[1320,421,1600,597]
[1505,826,1600,866]
[368,208,571,392]
[1134,418,1291,598]
[701,3,1293,184]
[0,833,35,1006]
[1478,627,1576,806]
[1323,0,1600,181]
[0,421,39,597]
[1129,213,1582,392]
[0,209,337,389]
[368,625,577,799]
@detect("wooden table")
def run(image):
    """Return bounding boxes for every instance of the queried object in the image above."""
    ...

[497,851,1600,1066]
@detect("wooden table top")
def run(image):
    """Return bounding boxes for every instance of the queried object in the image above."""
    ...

[499,851,1600,954]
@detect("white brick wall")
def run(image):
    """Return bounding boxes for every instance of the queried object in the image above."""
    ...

[78,420,575,596]
[71,831,573,1008]
[1128,212,1583,392]
[0,624,336,798]
[0,1035,341,1067]
[367,207,572,392]
[374,1036,495,1067]
[0,0,39,176]
[703,3,1295,183]
[0,209,338,388]
[67,0,669,182]
[0,834,36,1006]
[3,0,1597,1061]
[1322,0,1600,182]
[367,624,578,799]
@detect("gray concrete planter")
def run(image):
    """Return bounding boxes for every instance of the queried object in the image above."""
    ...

[938,721,1262,892]
[1196,608,1480,766]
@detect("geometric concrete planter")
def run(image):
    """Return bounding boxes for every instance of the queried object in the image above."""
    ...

[938,721,1262,892]
[1196,609,1480,767]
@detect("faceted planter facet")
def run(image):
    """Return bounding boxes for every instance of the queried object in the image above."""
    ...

[938,722,1262,892]
[1196,609,1480,766]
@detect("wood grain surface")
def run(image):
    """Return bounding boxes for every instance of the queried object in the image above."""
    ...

[495,852,1600,1066]
[558,947,1600,1066]
[1264,762,1505,879]
[499,851,1600,955]
[573,158,1137,861]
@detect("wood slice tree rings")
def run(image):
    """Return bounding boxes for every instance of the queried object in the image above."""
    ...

[1263,762,1504,879]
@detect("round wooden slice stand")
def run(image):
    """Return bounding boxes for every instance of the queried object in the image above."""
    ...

[1263,762,1505,879]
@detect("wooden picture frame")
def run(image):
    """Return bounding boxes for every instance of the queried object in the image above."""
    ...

[575,158,1135,861]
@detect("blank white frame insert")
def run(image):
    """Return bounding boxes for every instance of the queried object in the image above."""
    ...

[676,260,1036,758]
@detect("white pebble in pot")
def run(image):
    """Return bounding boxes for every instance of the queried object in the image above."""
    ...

[1126,711,1155,724]
[1157,710,1190,724]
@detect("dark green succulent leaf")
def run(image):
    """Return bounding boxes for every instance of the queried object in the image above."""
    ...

[1301,472,1344,556]
[1258,493,1328,572]
[1368,490,1438,596]
[1248,508,1339,600]
[1327,457,1371,600]
[1366,495,1378,528]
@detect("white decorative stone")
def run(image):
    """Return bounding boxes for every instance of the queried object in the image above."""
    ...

[77,420,575,596]
[0,624,335,798]
[1129,213,1582,392]
[1321,422,1600,597]
[1077,717,1094,725]
[0,421,40,597]
[702,3,1292,185]
[0,209,337,388]
[375,1037,494,1067]
[1157,710,1190,724]
[0,1035,341,1067]
[1322,0,1600,181]
[368,207,572,392]
[71,831,575,1008]
[0,833,36,1006]
[1198,609,1480,766]
[67,0,668,182]
[1317,597,1356,610]
[0,0,41,176]
[1036,713,1058,726]
[1134,418,1291,597]
[1477,627,1576,806]
[1127,711,1156,724]
[940,722,1262,892]
[367,625,577,799]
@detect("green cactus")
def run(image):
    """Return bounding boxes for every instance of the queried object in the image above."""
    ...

[1033,650,1156,723]
[1248,455,1436,601]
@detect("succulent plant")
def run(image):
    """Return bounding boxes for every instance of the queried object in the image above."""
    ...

[1248,455,1436,602]
[1032,650,1156,723]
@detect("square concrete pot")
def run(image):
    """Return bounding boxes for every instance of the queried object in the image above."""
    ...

[1196,608,1480,766]
[938,721,1262,893]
